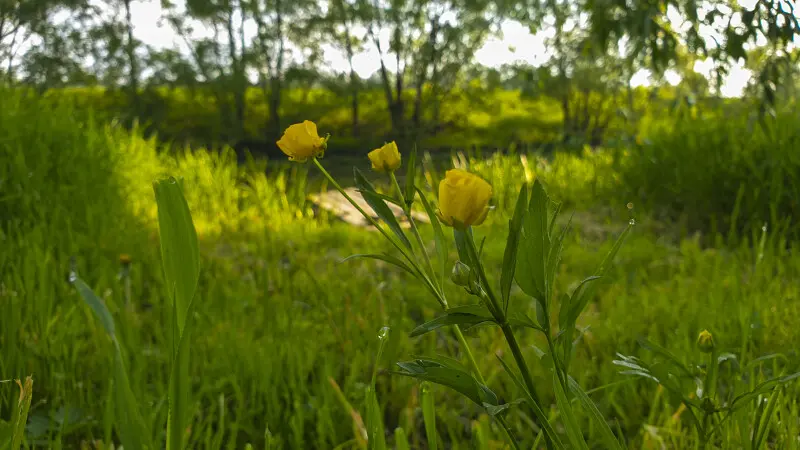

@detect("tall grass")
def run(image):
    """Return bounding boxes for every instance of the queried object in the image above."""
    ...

[2,89,799,448]
[619,107,800,240]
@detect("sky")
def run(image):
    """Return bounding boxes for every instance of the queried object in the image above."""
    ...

[129,1,757,97]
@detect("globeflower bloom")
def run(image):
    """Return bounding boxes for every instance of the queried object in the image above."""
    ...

[437,169,492,228]
[368,141,402,172]
[276,120,327,162]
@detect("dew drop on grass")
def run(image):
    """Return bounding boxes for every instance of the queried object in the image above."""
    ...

[68,271,77,283]
[378,326,390,341]
[629,218,636,226]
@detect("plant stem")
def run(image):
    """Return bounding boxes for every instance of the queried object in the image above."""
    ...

[390,172,437,287]
[497,415,522,450]
[453,325,484,384]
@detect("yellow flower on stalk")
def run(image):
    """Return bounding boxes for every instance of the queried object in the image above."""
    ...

[437,169,492,228]
[697,329,715,353]
[368,141,402,172]
[276,120,328,162]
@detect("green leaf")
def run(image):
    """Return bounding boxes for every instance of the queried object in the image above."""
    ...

[495,356,565,449]
[559,277,601,330]
[9,377,32,450]
[506,312,545,332]
[167,314,194,450]
[394,428,410,450]
[636,338,694,379]
[395,358,498,406]
[552,374,589,450]
[155,177,201,450]
[420,382,437,450]
[515,179,551,304]
[483,398,525,417]
[73,276,149,450]
[113,346,149,450]
[753,387,781,450]
[404,145,417,208]
[366,387,386,450]
[416,187,448,284]
[409,305,495,338]
[453,227,472,267]
[354,168,412,250]
[546,214,571,309]
[568,221,632,325]
[154,177,200,336]
[0,422,11,450]
[341,254,418,278]
[73,278,116,338]
[501,184,528,314]
[567,377,623,450]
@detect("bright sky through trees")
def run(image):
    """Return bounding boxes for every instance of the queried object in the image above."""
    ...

[129,0,755,96]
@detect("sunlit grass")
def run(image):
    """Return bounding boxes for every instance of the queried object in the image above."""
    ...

[2,89,799,449]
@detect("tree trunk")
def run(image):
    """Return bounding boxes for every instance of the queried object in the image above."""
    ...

[269,0,285,138]
[123,0,139,115]
[227,7,244,141]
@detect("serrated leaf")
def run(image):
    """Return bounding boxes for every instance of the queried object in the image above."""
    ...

[154,177,200,337]
[354,168,412,250]
[395,358,498,406]
[553,374,589,450]
[515,179,550,304]
[501,184,528,314]
[409,305,495,338]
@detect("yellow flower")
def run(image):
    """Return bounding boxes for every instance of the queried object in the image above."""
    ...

[697,330,715,353]
[437,169,492,228]
[368,141,402,172]
[119,254,132,266]
[276,120,327,162]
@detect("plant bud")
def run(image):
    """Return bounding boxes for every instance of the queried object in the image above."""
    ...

[450,261,472,287]
[697,329,715,353]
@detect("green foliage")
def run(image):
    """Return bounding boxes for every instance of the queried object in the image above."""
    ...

[3,88,800,449]
[619,108,800,238]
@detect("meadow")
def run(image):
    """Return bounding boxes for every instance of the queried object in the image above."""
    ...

[2,87,800,450]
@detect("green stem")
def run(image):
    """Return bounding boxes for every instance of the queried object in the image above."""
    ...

[497,416,522,450]
[390,172,437,287]
[545,328,568,393]
[453,325,484,384]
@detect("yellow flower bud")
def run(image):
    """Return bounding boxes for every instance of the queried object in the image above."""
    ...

[276,120,327,162]
[437,169,492,228]
[368,141,402,172]
[119,254,132,266]
[697,330,715,353]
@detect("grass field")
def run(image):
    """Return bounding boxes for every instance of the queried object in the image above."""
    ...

[2,89,800,449]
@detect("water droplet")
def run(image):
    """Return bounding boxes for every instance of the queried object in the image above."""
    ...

[378,326,391,340]
[762,223,768,232]
[629,218,636,226]
[68,271,77,283]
